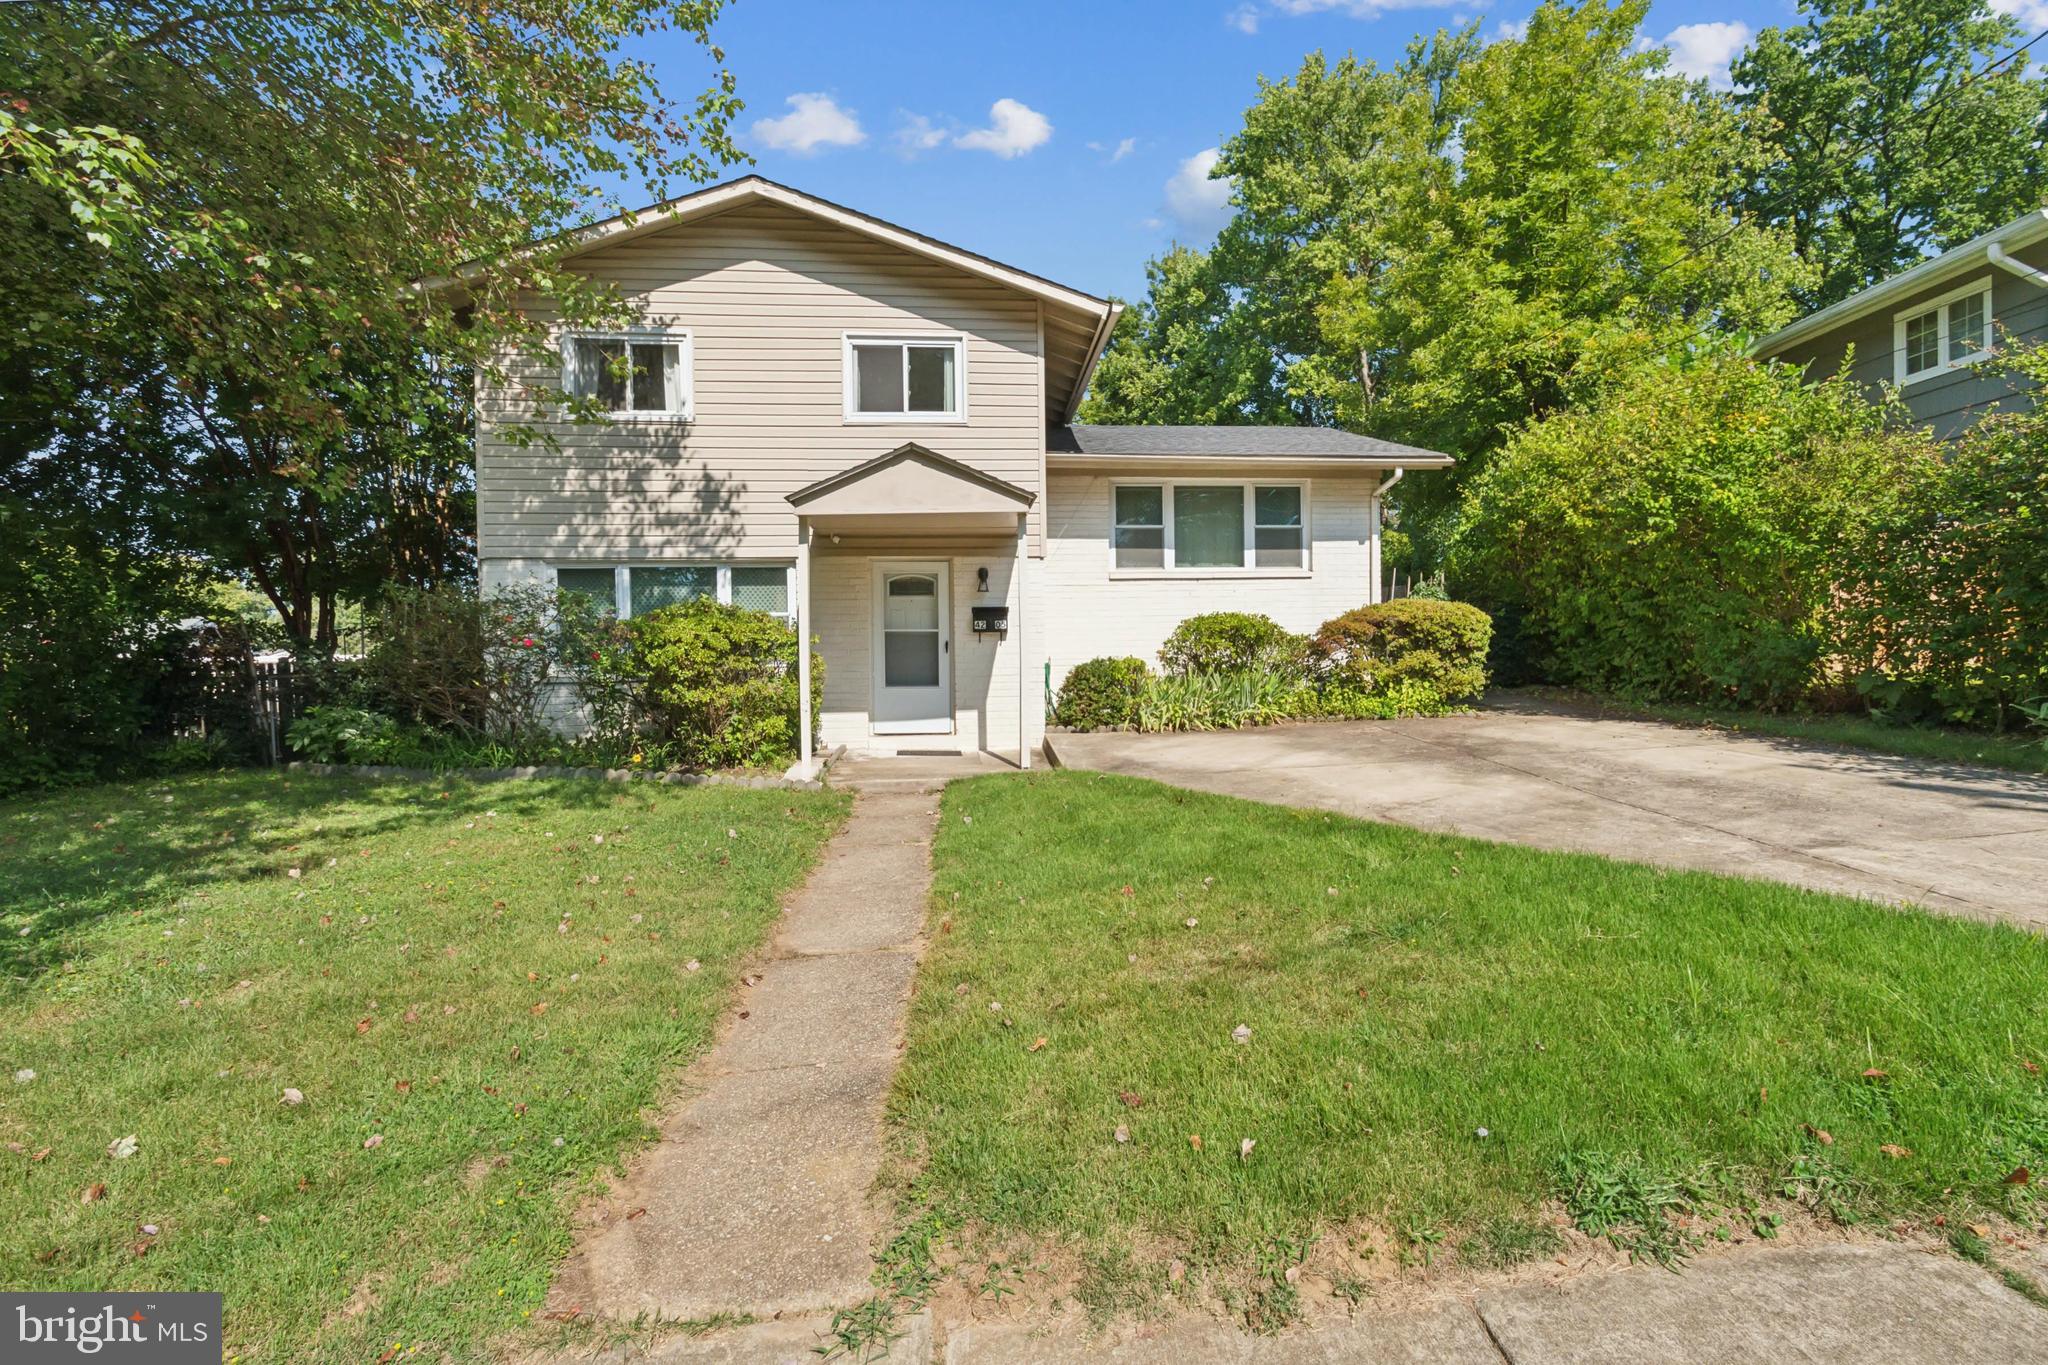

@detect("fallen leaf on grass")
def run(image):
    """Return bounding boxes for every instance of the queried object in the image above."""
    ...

[1026,1037,1048,1053]
[30,1148,50,1162]
[543,1306,583,1323]
[1802,1124,1834,1146]
[1114,1125,1130,1144]
[107,1135,137,1159]
[394,1080,411,1094]
[530,1001,549,1016]
[280,1088,304,1106]
[1231,1025,1252,1045]
[363,1134,384,1150]
[81,1183,106,1204]
[2005,1167,2031,1186]
[212,1156,232,1167]
[355,1018,372,1035]
[1188,1135,1202,1151]
[1862,1068,1889,1080]
[625,1207,647,1221]
[1879,1144,1911,1159]
[1239,1138,1256,1161]
[1119,1091,1144,1109]
[1969,1223,1990,1238]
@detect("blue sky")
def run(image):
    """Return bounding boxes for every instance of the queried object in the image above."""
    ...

[629,0,1846,300]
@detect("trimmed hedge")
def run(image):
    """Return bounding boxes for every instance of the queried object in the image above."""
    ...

[1311,598,1493,701]
[1055,656,1150,732]
[1158,612,1308,677]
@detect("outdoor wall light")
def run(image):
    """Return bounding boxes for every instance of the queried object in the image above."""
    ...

[977,566,989,593]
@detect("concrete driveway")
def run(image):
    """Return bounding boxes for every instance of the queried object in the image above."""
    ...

[1047,698,2048,931]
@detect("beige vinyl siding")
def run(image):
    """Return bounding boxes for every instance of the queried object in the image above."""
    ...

[477,201,1046,561]
[1041,467,1381,686]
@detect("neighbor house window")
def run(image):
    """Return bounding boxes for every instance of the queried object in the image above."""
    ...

[1894,277,1992,386]
[844,335,963,419]
[562,330,691,417]
[551,564,794,623]
[1111,482,1309,572]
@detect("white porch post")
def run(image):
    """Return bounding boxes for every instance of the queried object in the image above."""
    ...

[1367,489,1382,605]
[1016,512,1031,770]
[796,517,814,775]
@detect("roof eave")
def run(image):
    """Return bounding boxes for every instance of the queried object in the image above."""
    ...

[1752,208,2048,357]
[1046,451,1454,468]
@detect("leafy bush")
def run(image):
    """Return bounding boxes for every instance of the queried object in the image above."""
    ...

[1055,657,1150,731]
[288,705,401,764]
[365,585,568,740]
[1313,678,1461,719]
[632,599,822,770]
[1833,345,2048,730]
[1449,350,1924,707]
[1312,598,1493,701]
[1158,612,1308,677]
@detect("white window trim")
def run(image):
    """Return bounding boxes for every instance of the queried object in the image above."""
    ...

[560,327,695,420]
[1107,479,1313,579]
[841,332,969,424]
[1892,275,1993,388]
[553,562,795,622]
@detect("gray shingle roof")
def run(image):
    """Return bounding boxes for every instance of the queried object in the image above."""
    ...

[1048,424,1452,464]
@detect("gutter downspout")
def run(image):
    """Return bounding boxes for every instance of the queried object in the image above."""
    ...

[1370,467,1404,605]
[1986,242,2048,289]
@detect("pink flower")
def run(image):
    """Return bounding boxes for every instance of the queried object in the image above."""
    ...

[520,636,535,647]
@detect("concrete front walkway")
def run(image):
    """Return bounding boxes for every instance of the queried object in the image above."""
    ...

[1050,698,2048,931]
[549,780,942,1323]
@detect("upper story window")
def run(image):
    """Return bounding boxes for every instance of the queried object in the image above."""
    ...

[1111,481,1309,574]
[1894,277,1991,387]
[562,329,692,418]
[844,334,964,421]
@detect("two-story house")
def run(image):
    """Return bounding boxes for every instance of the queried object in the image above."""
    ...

[1752,208,2048,439]
[476,177,1450,774]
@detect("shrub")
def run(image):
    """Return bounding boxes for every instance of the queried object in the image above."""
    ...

[288,705,401,764]
[1055,656,1150,731]
[1448,349,1925,707]
[1158,612,1308,677]
[632,599,822,769]
[1834,345,2048,730]
[1312,598,1493,701]
[1313,678,1461,719]
[365,584,566,740]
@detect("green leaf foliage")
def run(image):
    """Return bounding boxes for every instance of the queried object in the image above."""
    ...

[1311,599,1494,701]
[1157,612,1309,677]
[1055,657,1152,732]
[1448,348,1931,707]
[1731,0,2048,311]
[632,600,823,770]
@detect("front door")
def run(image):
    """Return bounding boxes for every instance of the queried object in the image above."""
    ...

[871,562,952,734]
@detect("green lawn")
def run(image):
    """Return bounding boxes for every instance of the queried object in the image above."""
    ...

[0,770,846,1363]
[892,772,2048,1307]
[1524,688,2048,776]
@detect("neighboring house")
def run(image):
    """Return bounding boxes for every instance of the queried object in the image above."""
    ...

[474,177,1449,772]
[1753,208,2048,439]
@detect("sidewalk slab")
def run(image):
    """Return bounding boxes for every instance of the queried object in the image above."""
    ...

[944,1301,1497,1364]
[1474,1243,2044,1364]
[550,788,939,1323]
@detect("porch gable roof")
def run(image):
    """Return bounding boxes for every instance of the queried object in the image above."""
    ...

[786,443,1035,521]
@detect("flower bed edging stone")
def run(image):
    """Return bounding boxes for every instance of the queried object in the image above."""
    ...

[286,760,828,792]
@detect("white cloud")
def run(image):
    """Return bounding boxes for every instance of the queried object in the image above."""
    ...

[954,98,1054,158]
[1164,148,1236,233]
[1226,3,1262,32]
[1658,21,1752,88]
[893,112,950,158]
[1088,136,1139,164]
[1489,17,1530,42]
[749,93,865,155]
[1254,0,1468,19]
[1992,0,2048,27]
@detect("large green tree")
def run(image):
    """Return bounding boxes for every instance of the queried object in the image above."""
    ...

[1731,0,2048,311]
[0,0,743,644]
[1084,0,1806,556]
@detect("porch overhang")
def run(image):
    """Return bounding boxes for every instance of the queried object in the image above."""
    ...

[786,442,1034,537]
